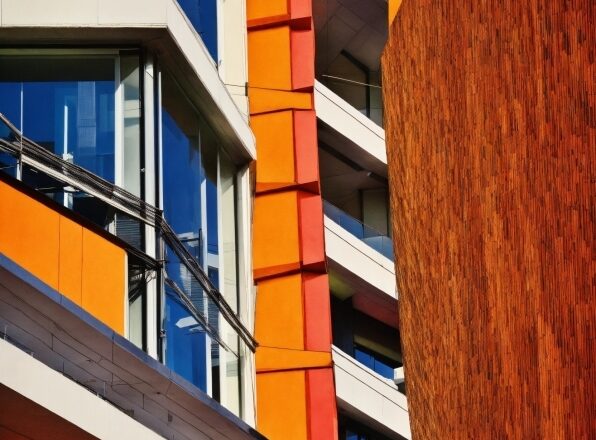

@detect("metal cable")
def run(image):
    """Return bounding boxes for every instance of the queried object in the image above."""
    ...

[0,113,257,352]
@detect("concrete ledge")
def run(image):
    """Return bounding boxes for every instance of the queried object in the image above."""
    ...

[324,215,396,299]
[0,253,265,440]
[0,338,164,440]
[315,80,386,175]
[332,345,410,439]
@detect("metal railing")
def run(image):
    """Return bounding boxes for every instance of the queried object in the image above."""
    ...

[323,200,394,261]
[0,113,256,352]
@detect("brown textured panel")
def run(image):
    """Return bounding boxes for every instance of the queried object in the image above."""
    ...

[382,1,594,438]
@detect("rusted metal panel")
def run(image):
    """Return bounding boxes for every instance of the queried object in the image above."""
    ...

[382,1,594,438]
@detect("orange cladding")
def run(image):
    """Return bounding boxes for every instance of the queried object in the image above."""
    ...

[247,0,337,438]
[0,179,126,334]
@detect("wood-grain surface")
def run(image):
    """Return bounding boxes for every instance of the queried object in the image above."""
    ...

[382,1,594,438]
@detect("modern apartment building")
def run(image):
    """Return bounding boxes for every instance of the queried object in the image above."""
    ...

[0,1,410,439]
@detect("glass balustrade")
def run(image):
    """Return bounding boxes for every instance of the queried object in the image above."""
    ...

[323,200,394,261]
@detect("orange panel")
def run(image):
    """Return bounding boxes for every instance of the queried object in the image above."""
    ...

[81,230,126,334]
[255,273,304,350]
[253,191,301,279]
[249,88,312,115]
[257,371,308,440]
[294,110,319,192]
[290,0,312,28]
[307,368,338,440]
[248,26,292,90]
[298,192,326,271]
[256,346,332,372]
[252,111,296,191]
[0,180,59,289]
[247,0,289,28]
[303,273,332,351]
[58,217,83,304]
[291,27,315,91]
[388,0,402,25]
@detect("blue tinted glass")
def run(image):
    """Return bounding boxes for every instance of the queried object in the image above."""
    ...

[207,179,218,255]
[345,431,359,440]
[164,287,208,391]
[208,267,219,289]
[373,359,395,379]
[202,119,219,264]
[354,347,395,379]
[177,0,218,60]
[355,348,374,370]
[0,56,116,182]
[162,109,203,263]
[0,83,21,128]
[0,152,17,178]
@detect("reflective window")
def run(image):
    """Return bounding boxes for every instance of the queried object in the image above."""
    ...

[0,55,116,181]
[339,415,395,440]
[354,346,398,380]
[161,70,242,410]
[177,0,218,61]
[164,272,209,391]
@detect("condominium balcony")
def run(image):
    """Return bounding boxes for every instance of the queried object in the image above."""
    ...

[324,200,397,329]
[315,80,387,179]
[332,345,411,440]
[324,200,394,261]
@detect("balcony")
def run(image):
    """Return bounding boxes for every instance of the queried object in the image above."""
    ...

[324,200,393,261]
[315,81,387,178]
[332,346,411,439]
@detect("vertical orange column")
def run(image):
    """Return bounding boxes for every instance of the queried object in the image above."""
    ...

[247,1,337,439]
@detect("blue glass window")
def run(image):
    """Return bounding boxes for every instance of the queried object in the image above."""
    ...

[164,284,208,391]
[0,56,116,182]
[161,70,222,395]
[354,346,397,380]
[177,0,218,61]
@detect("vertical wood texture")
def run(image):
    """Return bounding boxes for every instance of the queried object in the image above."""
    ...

[382,1,594,438]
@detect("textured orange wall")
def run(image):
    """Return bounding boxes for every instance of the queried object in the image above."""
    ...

[0,179,126,334]
[248,0,338,438]
[382,1,594,438]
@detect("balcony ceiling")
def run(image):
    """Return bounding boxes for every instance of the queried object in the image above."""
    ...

[314,0,388,73]
[319,145,387,211]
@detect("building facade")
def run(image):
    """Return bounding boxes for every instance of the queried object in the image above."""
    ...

[0,1,410,439]
[383,0,594,438]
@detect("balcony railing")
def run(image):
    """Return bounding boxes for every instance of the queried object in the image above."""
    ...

[323,200,394,261]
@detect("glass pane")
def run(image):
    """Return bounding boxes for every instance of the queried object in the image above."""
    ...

[220,152,238,312]
[177,0,218,61]
[346,430,359,440]
[120,53,142,197]
[160,69,244,409]
[0,83,21,127]
[0,111,19,177]
[355,346,396,380]
[129,291,144,349]
[355,348,374,370]
[161,69,208,264]
[0,55,116,182]
[164,284,209,391]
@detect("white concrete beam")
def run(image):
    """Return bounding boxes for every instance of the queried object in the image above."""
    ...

[0,338,164,440]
